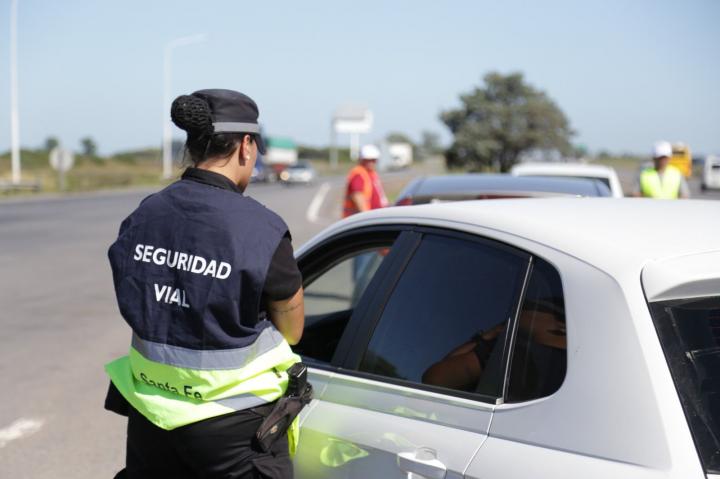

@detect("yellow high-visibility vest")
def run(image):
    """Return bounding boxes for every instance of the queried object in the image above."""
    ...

[640,166,682,199]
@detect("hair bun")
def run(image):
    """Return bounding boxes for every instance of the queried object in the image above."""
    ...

[171,95,212,134]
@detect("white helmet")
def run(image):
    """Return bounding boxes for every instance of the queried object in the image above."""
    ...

[653,141,673,159]
[359,144,380,161]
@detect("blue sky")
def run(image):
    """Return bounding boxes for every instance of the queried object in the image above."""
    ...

[0,0,718,156]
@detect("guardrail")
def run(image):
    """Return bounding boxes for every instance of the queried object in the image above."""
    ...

[0,180,41,194]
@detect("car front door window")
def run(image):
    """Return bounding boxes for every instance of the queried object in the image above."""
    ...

[357,233,529,399]
[295,238,396,364]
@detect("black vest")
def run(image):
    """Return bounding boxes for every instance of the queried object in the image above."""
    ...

[108,174,288,351]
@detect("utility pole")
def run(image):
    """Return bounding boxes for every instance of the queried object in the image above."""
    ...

[162,34,207,180]
[10,0,21,184]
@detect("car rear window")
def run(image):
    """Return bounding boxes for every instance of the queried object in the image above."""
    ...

[507,258,566,402]
[650,296,720,474]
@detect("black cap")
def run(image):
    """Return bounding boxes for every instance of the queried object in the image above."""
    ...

[191,89,266,154]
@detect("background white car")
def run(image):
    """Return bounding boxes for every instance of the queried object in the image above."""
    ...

[291,198,720,479]
[279,161,317,185]
[702,155,720,191]
[511,162,625,198]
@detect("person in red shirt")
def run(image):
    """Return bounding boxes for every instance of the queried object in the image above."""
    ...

[343,144,388,218]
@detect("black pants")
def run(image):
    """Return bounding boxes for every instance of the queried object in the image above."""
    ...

[116,405,292,479]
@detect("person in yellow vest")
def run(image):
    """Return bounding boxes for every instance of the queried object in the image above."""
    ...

[342,144,389,218]
[633,141,690,199]
[104,90,306,478]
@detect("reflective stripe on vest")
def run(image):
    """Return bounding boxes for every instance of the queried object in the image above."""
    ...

[343,166,373,217]
[640,166,682,199]
[105,327,300,430]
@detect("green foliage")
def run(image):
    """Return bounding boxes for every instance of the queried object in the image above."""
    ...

[419,130,442,159]
[0,147,168,194]
[44,137,59,151]
[111,148,161,165]
[386,132,414,145]
[80,137,98,157]
[297,145,351,163]
[440,72,574,172]
[0,149,52,170]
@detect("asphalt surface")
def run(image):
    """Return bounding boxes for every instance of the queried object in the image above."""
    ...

[0,169,717,478]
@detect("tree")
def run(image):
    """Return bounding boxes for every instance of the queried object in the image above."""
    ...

[386,132,414,145]
[44,136,59,151]
[440,72,574,172]
[420,130,442,158]
[80,137,97,157]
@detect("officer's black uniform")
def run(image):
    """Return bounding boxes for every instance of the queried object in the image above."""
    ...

[106,90,302,479]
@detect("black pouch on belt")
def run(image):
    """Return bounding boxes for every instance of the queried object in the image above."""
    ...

[255,362,314,453]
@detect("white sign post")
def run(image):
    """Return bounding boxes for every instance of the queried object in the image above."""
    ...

[49,147,74,191]
[331,106,373,169]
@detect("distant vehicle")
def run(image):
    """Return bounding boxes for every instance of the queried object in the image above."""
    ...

[670,143,692,178]
[387,142,413,169]
[250,158,269,183]
[394,174,611,205]
[702,155,720,191]
[265,137,299,166]
[510,162,624,198]
[292,198,720,479]
[279,161,317,185]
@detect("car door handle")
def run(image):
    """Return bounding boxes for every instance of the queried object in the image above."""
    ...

[397,447,447,479]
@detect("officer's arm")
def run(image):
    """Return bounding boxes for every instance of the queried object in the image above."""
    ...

[351,192,369,212]
[268,286,304,345]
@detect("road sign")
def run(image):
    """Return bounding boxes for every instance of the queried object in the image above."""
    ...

[333,105,373,134]
[49,147,74,172]
[331,106,374,166]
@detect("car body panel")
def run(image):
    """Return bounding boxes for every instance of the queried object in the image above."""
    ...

[466,436,670,479]
[511,162,624,198]
[642,250,720,302]
[295,374,491,479]
[295,401,483,479]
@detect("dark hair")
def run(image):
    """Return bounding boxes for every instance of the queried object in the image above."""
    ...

[170,94,250,165]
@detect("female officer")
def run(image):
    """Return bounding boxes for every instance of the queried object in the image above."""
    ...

[105,89,304,478]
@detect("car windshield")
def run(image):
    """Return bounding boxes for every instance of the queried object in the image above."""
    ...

[650,296,720,473]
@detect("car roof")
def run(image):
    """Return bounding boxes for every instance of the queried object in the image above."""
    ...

[303,198,720,280]
[401,174,610,199]
[511,162,616,178]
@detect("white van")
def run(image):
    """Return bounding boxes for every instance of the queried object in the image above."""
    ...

[702,155,720,191]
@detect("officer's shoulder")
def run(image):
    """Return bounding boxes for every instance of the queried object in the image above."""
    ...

[240,196,288,231]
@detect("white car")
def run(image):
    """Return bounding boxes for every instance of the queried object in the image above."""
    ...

[702,155,720,191]
[280,161,317,185]
[292,198,720,479]
[511,162,625,198]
